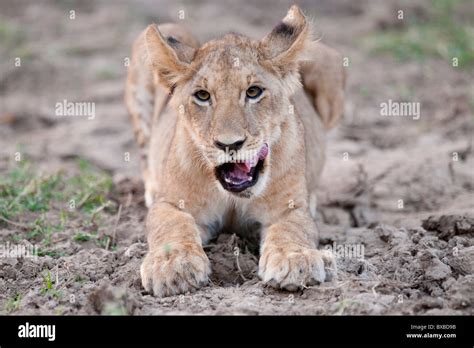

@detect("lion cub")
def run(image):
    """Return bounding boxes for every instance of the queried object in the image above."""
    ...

[125,5,346,297]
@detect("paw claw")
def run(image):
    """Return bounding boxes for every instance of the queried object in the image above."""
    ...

[259,246,336,290]
[140,246,211,297]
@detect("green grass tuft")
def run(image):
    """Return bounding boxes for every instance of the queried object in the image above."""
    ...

[0,157,116,255]
[4,294,22,313]
[40,270,62,299]
[367,0,474,67]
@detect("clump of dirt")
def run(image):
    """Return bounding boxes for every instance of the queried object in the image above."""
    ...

[88,284,138,315]
[206,234,259,286]
[422,215,474,241]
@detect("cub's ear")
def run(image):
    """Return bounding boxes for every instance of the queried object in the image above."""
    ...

[259,5,310,88]
[145,24,196,91]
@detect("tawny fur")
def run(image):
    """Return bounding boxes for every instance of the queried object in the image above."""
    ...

[125,5,346,297]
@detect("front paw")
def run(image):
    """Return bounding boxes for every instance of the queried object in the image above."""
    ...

[258,246,336,291]
[140,244,211,297]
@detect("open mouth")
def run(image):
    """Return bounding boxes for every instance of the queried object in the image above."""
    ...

[215,144,269,193]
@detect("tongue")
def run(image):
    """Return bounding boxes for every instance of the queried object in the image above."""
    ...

[228,164,251,182]
[258,143,269,160]
[235,162,252,173]
[230,143,269,176]
[224,143,270,184]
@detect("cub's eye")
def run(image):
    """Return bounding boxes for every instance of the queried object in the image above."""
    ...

[246,86,263,100]
[194,90,210,102]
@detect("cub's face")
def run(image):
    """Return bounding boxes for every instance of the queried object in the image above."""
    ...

[175,37,288,197]
[146,6,310,198]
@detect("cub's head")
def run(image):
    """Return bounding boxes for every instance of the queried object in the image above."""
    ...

[145,6,312,198]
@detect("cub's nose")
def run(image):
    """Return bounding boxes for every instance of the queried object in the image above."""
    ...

[214,137,246,151]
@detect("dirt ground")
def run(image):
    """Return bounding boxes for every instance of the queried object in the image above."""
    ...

[0,0,473,315]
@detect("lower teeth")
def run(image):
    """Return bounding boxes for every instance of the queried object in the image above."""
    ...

[224,177,251,185]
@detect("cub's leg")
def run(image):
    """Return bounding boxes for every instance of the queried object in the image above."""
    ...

[299,42,347,218]
[258,208,337,290]
[300,41,346,130]
[140,202,211,297]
